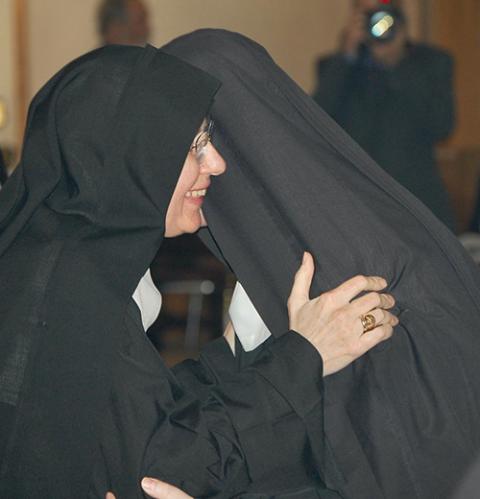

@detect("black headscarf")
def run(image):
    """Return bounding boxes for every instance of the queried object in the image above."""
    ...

[164,30,480,498]
[0,44,220,497]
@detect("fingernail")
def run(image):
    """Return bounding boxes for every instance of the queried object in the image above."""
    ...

[141,478,155,491]
[303,251,308,263]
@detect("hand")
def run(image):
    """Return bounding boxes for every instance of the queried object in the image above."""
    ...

[105,478,192,499]
[341,9,367,57]
[288,252,398,376]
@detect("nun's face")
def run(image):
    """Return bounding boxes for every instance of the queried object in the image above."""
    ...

[164,120,226,237]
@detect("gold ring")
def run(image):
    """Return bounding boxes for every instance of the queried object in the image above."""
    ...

[360,313,376,333]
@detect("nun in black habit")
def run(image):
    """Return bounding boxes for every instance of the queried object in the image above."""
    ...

[158,30,480,499]
[0,42,397,498]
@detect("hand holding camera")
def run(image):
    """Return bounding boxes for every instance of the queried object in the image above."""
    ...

[342,8,367,58]
[341,4,407,66]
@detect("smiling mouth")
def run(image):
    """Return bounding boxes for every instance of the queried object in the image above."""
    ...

[185,188,207,198]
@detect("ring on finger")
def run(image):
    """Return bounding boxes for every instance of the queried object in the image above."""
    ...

[360,313,376,333]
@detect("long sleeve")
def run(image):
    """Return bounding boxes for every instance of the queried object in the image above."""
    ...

[91,303,326,498]
[174,336,340,498]
[145,331,325,497]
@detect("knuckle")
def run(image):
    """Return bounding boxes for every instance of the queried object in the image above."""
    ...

[353,274,367,288]
[377,309,386,323]
[384,311,394,324]
[330,308,344,322]
[369,292,381,308]
[350,274,367,288]
[318,292,332,307]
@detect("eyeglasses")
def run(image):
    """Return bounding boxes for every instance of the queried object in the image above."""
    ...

[190,119,214,158]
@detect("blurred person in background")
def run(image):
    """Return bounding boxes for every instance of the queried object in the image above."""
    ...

[97,0,150,46]
[313,0,456,231]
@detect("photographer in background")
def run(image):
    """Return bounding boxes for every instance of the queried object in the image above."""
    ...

[97,0,150,46]
[313,0,456,231]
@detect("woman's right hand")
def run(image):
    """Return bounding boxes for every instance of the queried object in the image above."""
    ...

[288,252,398,377]
[106,478,192,499]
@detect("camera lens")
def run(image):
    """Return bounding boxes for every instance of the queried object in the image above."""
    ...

[366,9,399,43]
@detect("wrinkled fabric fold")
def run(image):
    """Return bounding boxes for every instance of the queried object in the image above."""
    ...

[0,44,221,498]
[164,29,480,498]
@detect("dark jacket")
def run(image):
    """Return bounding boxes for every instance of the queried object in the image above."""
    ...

[313,43,456,230]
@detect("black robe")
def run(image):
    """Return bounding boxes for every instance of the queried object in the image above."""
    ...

[163,30,480,499]
[0,45,326,498]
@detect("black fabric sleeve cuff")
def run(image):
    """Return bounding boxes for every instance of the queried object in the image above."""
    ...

[254,330,324,418]
[199,336,237,377]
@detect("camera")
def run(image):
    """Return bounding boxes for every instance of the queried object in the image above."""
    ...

[365,7,405,43]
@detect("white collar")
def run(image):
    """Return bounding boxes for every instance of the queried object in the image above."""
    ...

[132,271,271,352]
[228,282,272,352]
[132,269,162,331]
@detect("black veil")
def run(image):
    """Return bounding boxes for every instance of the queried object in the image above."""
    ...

[0,45,220,497]
[0,41,328,499]
[164,29,480,498]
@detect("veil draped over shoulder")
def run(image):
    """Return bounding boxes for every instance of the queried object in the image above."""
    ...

[164,29,480,499]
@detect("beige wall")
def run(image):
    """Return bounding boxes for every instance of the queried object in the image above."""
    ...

[9,0,422,150]
[0,0,17,147]
[27,0,100,99]
[26,0,354,100]
[148,0,351,92]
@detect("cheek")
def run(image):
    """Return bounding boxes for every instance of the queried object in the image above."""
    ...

[178,157,201,192]
[165,155,203,235]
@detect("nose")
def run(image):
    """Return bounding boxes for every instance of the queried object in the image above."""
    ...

[199,143,227,176]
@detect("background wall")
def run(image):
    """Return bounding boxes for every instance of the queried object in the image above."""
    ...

[0,0,17,148]
[0,0,450,153]
[430,0,480,148]
[25,0,352,100]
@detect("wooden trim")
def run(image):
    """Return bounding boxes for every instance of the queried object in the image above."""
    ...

[14,0,28,147]
[419,0,432,42]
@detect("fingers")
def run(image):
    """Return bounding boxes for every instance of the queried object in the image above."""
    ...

[357,323,394,355]
[106,494,115,499]
[328,275,387,306]
[141,478,192,499]
[357,308,399,332]
[288,252,315,308]
[350,291,395,316]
